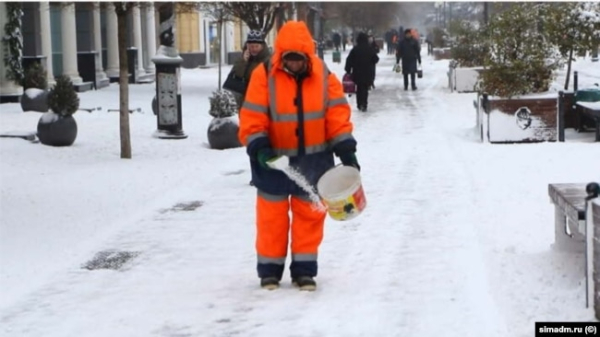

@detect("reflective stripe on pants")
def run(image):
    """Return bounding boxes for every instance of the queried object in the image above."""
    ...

[256,190,326,278]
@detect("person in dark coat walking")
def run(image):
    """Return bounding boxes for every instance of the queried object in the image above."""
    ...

[332,31,342,51]
[396,28,421,91]
[345,32,379,112]
[426,32,434,56]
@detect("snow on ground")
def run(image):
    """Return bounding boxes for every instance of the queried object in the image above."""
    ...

[1,47,599,337]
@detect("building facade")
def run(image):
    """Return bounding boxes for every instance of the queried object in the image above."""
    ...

[0,2,285,103]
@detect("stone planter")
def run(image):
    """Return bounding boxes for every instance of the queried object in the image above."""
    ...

[207,116,242,150]
[20,88,48,112]
[37,112,78,146]
[481,93,558,143]
[448,66,485,93]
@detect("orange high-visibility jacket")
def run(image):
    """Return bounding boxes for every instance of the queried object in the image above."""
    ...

[239,21,356,196]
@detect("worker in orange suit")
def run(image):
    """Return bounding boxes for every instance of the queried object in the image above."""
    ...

[239,21,359,291]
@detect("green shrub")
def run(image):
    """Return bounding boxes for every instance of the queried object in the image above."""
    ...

[22,62,47,90]
[47,75,79,116]
[209,89,238,118]
[479,3,559,97]
[449,21,487,67]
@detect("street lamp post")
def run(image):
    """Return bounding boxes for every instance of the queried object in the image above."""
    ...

[151,3,187,139]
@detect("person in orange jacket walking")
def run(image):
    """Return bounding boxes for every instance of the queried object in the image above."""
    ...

[239,21,359,291]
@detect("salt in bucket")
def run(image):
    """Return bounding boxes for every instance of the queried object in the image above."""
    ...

[317,165,367,221]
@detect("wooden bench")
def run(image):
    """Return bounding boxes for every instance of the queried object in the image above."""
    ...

[593,199,600,318]
[576,101,600,142]
[549,184,589,251]
[549,183,600,318]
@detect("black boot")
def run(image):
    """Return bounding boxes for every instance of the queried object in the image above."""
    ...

[292,276,317,291]
[260,277,280,290]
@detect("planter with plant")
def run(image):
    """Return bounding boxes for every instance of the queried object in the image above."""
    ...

[207,89,242,150]
[432,27,452,60]
[448,21,487,93]
[37,75,80,146]
[20,62,49,112]
[542,2,600,133]
[478,3,561,144]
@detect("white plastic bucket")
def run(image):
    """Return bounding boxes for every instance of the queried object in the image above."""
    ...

[317,165,367,221]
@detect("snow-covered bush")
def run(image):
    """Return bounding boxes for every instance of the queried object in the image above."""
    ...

[542,2,600,89]
[208,89,238,118]
[479,3,560,97]
[22,62,47,90]
[207,89,242,149]
[47,76,79,116]
[449,20,487,67]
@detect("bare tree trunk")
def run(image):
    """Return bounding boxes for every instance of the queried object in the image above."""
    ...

[218,19,222,89]
[564,47,574,91]
[117,8,132,159]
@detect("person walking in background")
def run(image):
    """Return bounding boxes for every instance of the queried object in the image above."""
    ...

[368,33,380,89]
[224,30,271,187]
[226,30,271,108]
[390,30,399,55]
[345,32,379,112]
[239,21,359,291]
[333,31,342,51]
[385,30,393,55]
[396,28,421,91]
[426,31,434,56]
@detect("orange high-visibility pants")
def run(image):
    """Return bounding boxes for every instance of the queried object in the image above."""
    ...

[255,190,326,279]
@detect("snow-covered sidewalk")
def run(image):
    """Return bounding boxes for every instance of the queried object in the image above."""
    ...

[1,48,600,337]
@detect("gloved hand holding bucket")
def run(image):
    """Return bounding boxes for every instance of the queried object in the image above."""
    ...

[267,156,367,221]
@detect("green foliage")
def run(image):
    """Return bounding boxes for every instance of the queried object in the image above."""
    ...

[431,27,447,48]
[47,76,80,116]
[2,3,24,85]
[479,3,559,97]
[22,62,47,90]
[209,89,238,118]
[449,20,487,67]
[542,2,600,59]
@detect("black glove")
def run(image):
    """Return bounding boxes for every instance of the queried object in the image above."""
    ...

[339,152,360,171]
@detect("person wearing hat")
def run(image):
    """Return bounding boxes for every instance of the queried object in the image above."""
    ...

[345,32,380,111]
[224,30,271,187]
[396,28,421,90]
[225,30,271,107]
[239,21,359,291]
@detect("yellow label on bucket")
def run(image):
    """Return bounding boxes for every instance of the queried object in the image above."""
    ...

[325,185,367,221]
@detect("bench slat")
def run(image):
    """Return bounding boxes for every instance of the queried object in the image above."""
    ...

[549,183,588,223]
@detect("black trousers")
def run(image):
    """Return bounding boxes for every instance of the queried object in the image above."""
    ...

[356,84,369,108]
[403,73,416,89]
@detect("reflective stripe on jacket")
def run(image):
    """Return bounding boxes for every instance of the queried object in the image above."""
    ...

[238,21,356,195]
